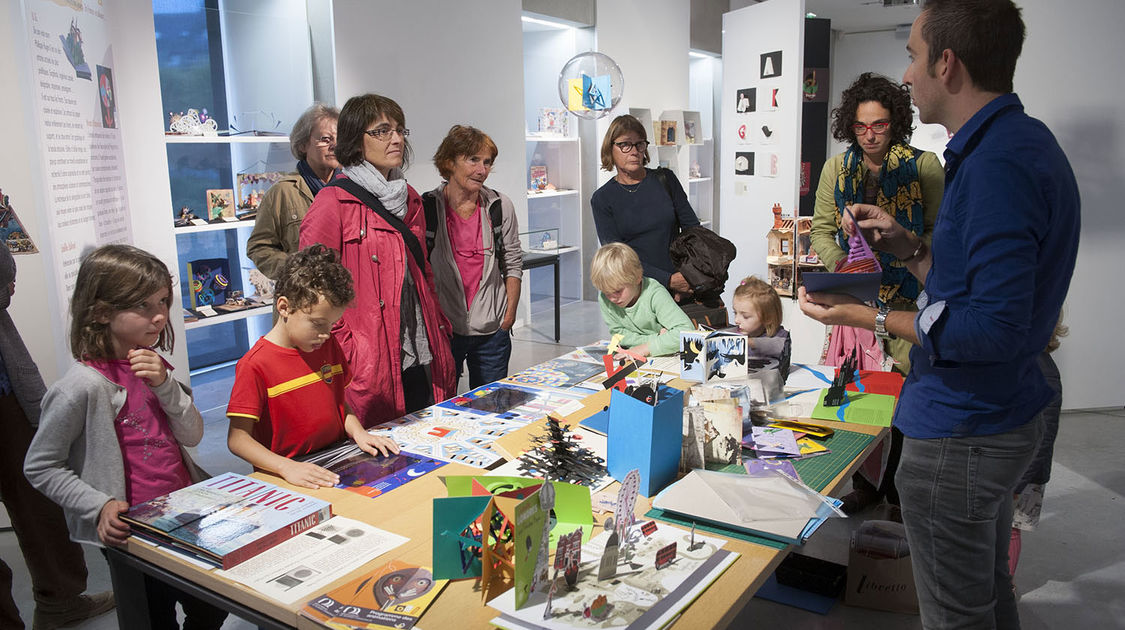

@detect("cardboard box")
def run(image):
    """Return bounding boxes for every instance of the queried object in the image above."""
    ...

[607,386,683,497]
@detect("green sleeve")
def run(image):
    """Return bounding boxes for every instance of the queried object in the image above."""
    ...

[598,293,646,348]
[647,283,694,356]
[916,151,946,248]
[811,154,846,271]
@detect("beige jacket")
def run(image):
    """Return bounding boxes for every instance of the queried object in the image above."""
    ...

[246,173,314,280]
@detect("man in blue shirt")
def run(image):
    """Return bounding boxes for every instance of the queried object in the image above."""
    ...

[799,0,1080,627]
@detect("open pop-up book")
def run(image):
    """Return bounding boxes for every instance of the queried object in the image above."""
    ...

[802,206,883,303]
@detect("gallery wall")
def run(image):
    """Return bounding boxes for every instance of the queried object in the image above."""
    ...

[330,0,527,216]
[718,0,805,294]
[827,0,1125,409]
[588,0,692,299]
[0,0,186,380]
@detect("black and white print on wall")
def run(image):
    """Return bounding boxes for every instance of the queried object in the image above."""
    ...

[734,152,755,176]
[760,51,783,79]
[736,87,757,114]
[757,117,777,145]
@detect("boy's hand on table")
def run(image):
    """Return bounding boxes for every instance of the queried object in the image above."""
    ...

[354,432,401,458]
[277,460,340,490]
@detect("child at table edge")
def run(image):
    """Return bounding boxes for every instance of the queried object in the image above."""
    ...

[226,244,399,490]
[731,275,791,363]
[592,242,693,358]
[23,244,228,628]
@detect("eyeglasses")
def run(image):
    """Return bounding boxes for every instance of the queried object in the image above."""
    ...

[363,126,410,141]
[613,140,650,153]
[313,135,336,147]
[852,121,891,136]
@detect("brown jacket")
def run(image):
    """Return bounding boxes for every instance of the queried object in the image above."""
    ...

[246,173,313,280]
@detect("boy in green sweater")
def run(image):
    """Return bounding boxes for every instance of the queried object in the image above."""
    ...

[591,243,693,357]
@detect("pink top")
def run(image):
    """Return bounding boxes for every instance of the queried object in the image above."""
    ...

[445,199,485,311]
[88,359,191,505]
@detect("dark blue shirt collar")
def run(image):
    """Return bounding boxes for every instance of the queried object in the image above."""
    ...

[943,93,1024,168]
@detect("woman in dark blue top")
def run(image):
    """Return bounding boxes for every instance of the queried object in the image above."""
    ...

[591,114,700,300]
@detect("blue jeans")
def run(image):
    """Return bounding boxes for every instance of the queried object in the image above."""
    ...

[451,328,512,390]
[896,417,1043,629]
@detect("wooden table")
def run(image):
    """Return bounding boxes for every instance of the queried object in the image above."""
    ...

[106,389,886,629]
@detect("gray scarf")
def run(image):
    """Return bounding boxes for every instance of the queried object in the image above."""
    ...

[0,247,46,424]
[342,161,408,219]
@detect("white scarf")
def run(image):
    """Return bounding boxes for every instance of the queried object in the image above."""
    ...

[342,161,408,219]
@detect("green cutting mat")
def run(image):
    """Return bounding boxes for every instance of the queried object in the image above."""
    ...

[645,428,877,547]
[792,428,876,491]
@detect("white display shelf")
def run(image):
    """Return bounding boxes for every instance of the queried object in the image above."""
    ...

[688,177,712,184]
[526,189,578,200]
[174,221,256,234]
[165,134,290,144]
[525,245,579,256]
[525,135,578,143]
[184,304,272,330]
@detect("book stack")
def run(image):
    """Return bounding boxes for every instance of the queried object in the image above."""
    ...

[122,472,332,569]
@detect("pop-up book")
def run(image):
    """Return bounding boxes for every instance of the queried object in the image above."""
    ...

[488,522,737,630]
[434,477,591,609]
[442,476,593,547]
[801,206,883,303]
[679,329,749,383]
[186,258,230,308]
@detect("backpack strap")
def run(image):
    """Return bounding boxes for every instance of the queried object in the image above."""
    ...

[328,178,427,272]
[421,191,439,258]
[487,197,507,277]
[653,167,676,203]
[653,167,680,231]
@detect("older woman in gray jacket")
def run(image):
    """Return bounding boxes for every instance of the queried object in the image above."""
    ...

[425,125,522,390]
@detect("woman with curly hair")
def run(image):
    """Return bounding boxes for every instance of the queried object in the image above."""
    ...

[812,72,944,372]
[810,72,944,515]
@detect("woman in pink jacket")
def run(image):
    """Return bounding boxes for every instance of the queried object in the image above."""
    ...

[300,93,455,425]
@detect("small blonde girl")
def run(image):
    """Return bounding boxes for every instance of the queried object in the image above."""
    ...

[25,245,227,628]
[731,276,792,374]
[732,276,784,337]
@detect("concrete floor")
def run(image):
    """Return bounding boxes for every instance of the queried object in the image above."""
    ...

[3,300,1122,629]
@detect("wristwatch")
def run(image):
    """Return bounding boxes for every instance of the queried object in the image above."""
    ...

[875,305,895,341]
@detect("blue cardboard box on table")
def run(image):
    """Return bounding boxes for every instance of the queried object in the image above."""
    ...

[607,386,683,497]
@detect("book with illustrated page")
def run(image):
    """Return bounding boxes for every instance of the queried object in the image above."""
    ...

[122,472,332,569]
[301,561,447,630]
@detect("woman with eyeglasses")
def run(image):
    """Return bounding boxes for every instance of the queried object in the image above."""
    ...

[300,93,455,425]
[591,114,700,301]
[809,72,944,515]
[247,103,339,280]
[423,126,523,391]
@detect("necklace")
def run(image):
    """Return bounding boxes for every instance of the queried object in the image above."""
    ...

[616,176,642,194]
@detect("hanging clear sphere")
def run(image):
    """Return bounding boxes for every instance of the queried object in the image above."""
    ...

[557,52,624,120]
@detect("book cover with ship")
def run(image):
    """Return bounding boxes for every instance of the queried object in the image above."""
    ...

[123,472,333,569]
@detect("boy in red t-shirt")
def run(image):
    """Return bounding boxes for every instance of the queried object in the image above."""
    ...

[227,244,399,489]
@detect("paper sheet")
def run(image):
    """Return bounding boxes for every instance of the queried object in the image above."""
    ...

[216,517,408,605]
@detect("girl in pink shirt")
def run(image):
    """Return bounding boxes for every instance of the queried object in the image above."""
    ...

[25,245,226,629]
